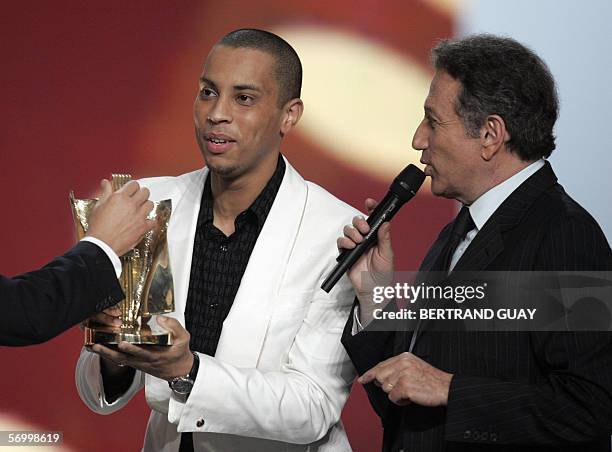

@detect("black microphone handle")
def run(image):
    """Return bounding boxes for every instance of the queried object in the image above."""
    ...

[335,193,401,262]
[321,194,402,293]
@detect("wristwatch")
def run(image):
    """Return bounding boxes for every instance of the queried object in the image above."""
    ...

[169,352,200,397]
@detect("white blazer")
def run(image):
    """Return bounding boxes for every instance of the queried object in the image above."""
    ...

[75,158,360,451]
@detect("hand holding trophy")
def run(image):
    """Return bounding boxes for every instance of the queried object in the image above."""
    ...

[71,174,174,345]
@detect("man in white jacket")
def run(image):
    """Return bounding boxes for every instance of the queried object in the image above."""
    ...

[75,28,359,451]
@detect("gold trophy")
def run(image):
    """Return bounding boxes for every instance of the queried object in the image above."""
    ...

[70,174,174,345]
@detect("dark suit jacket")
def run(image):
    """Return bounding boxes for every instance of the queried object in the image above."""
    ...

[342,162,612,451]
[0,240,124,346]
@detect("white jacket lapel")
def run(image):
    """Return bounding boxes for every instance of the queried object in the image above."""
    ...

[215,159,307,367]
[144,168,208,326]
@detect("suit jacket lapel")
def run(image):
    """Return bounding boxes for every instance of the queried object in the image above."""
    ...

[452,220,504,272]
[146,168,207,326]
[419,223,453,273]
[454,161,558,272]
[143,169,207,409]
[214,158,308,367]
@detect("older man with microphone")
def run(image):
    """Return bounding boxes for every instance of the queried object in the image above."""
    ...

[335,34,612,451]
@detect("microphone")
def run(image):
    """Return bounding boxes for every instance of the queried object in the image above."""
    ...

[321,164,425,293]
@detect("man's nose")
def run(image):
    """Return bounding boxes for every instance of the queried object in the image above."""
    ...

[207,96,232,124]
[412,119,428,151]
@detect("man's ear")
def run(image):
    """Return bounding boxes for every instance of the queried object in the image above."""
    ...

[280,99,304,136]
[480,114,511,161]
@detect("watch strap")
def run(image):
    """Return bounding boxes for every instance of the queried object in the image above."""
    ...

[168,352,200,397]
[188,351,200,381]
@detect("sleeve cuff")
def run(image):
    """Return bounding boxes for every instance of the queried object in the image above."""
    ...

[81,236,122,277]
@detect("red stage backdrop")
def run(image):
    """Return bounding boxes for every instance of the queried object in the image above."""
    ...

[0,2,455,451]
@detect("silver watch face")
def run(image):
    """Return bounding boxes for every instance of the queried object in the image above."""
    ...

[170,377,194,395]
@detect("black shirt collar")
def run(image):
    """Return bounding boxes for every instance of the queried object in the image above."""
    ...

[198,155,286,231]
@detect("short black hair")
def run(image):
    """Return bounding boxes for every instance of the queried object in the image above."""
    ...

[218,28,302,107]
[432,34,559,160]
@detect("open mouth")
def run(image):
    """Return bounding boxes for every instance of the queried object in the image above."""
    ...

[203,133,236,153]
[207,136,234,144]
[205,132,235,143]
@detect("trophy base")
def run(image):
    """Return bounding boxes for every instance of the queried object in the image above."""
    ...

[84,316,172,346]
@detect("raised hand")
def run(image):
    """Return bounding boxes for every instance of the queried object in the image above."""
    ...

[336,198,395,326]
[86,179,156,256]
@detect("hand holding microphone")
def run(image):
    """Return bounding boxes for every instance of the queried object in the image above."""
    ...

[322,164,425,296]
[338,199,397,325]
